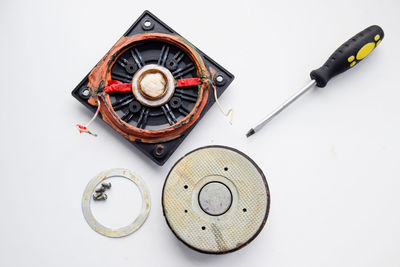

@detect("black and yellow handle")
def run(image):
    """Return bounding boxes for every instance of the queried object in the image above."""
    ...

[310,25,384,87]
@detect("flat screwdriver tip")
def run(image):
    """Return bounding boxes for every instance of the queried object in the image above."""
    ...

[246,128,255,138]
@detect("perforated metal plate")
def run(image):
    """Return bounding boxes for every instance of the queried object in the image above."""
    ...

[162,146,270,254]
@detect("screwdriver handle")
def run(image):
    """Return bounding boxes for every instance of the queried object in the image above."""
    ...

[310,25,384,87]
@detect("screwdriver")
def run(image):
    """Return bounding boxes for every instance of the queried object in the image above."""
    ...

[246,25,384,137]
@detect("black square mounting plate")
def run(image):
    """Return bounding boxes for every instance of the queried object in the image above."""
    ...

[71,10,234,165]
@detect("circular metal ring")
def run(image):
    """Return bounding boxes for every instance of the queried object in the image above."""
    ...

[141,19,154,31]
[81,168,151,238]
[132,64,175,107]
[214,73,226,86]
[79,86,90,100]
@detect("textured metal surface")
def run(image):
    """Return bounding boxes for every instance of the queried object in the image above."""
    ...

[162,146,270,254]
[82,168,151,237]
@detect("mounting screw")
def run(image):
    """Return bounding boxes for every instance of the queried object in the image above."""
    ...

[102,182,112,189]
[93,192,102,200]
[153,144,166,158]
[94,193,107,201]
[95,186,105,193]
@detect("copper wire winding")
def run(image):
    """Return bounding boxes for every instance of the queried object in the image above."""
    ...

[78,33,231,140]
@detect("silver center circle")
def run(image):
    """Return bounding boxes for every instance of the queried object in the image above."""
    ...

[198,182,232,216]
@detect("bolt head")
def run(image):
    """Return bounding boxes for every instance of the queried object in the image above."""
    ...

[93,192,102,200]
[95,186,105,193]
[102,182,112,189]
[93,193,107,201]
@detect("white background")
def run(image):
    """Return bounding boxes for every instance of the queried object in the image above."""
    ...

[0,0,399,266]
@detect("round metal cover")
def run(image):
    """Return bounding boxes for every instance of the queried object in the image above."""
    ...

[162,146,270,254]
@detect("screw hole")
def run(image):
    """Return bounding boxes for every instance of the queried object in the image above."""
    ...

[153,144,165,158]
[169,96,182,109]
[79,87,91,99]
[82,89,89,96]
[243,208,247,212]
[184,209,188,213]
[214,74,226,86]
[184,185,188,189]
[142,19,154,30]
[201,226,206,230]
[129,101,141,113]
[224,167,228,171]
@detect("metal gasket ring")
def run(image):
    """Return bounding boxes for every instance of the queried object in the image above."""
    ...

[132,64,175,107]
[81,168,151,237]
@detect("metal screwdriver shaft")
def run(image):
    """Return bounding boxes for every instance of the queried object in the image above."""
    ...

[246,25,384,138]
[246,80,316,137]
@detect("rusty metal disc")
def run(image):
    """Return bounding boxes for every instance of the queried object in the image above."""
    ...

[162,146,270,254]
